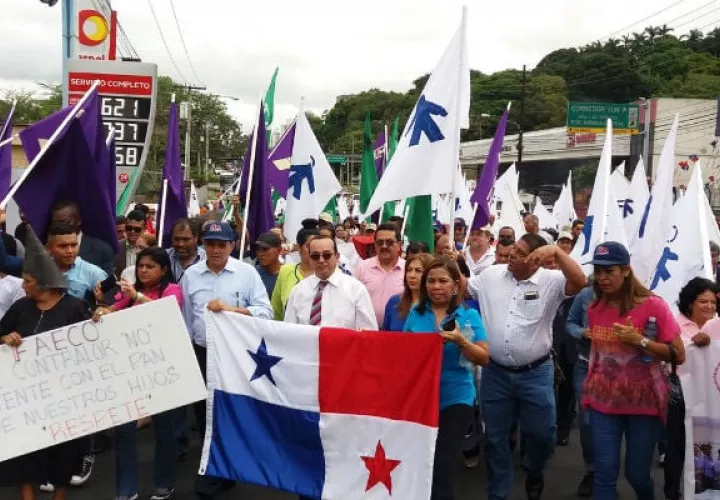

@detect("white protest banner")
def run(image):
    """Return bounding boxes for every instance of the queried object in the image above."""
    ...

[681,342,720,499]
[0,297,205,463]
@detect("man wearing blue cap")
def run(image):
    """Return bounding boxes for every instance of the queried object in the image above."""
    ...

[180,221,272,499]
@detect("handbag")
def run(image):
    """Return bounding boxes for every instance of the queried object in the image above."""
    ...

[663,343,685,500]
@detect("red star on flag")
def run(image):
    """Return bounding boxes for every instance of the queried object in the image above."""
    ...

[361,441,401,494]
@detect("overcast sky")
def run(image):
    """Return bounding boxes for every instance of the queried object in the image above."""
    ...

[1,0,717,130]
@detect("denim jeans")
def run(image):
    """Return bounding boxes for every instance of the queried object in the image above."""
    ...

[589,409,663,500]
[114,408,180,496]
[572,359,593,472]
[480,360,556,500]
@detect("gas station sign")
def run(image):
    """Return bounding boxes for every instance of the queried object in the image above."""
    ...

[65,60,157,203]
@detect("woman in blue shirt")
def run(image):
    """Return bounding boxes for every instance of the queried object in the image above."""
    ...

[382,253,434,331]
[404,256,490,500]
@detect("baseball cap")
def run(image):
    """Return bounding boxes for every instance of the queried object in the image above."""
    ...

[589,241,630,267]
[202,222,237,242]
[365,223,377,232]
[318,212,334,223]
[255,231,282,249]
[558,231,574,242]
[454,217,467,228]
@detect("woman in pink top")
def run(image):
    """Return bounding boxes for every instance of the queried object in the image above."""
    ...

[582,242,685,500]
[676,277,718,347]
[93,247,182,500]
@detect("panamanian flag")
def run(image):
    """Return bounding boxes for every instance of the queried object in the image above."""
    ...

[199,312,443,499]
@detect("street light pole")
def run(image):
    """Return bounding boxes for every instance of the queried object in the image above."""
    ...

[640,97,651,177]
[205,122,211,180]
[182,102,192,182]
[479,113,490,139]
[517,64,526,166]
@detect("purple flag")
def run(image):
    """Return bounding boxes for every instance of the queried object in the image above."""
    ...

[0,106,13,202]
[239,102,274,241]
[156,102,187,247]
[470,109,509,230]
[15,89,118,252]
[266,122,296,196]
[373,128,387,179]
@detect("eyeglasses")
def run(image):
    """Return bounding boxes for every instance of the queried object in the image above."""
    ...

[375,239,397,248]
[126,226,143,233]
[310,252,335,261]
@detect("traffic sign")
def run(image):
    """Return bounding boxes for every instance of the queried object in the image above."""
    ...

[566,102,640,135]
[65,60,158,204]
[326,154,348,165]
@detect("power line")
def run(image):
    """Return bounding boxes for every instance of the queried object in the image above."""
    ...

[664,0,718,26]
[597,0,687,41]
[168,0,205,85]
[671,5,720,32]
[146,0,188,84]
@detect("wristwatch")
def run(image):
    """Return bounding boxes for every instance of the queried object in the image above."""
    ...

[639,338,650,349]
[136,292,145,301]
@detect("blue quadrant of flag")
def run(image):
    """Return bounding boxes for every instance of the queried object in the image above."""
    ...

[205,391,325,498]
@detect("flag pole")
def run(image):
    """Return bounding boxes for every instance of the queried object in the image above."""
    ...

[0,100,17,149]
[462,204,478,251]
[238,98,263,258]
[380,123,389,223]
[0,80,101,210]
[400,204,411,240]
[447,6,467,249]
[696,162,713,279]
[158,179,169,247]
[0,135,18,150]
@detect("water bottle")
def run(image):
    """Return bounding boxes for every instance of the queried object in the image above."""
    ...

[459,321,475,371]
[640,317,657,364]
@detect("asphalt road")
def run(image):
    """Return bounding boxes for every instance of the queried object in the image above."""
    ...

[1,425,665,499]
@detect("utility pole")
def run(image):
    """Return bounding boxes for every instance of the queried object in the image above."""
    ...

[517,64,526,166]
[641,97,652,177]
[205,122,211,180]
[175,84,207,182]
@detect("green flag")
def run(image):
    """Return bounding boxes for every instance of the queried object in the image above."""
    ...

[271,188,282,212]
[404,194,434,253]
[388,116,400,159]
[116,168,140,216]
[264,67,279,129]
[359,112,379,222]
[323,196,338,223]
[380,118,401,223]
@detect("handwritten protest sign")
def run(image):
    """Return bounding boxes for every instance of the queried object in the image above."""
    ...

[0,297,206,463]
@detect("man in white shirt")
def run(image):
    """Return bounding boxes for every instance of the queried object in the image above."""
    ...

[465,228,495,276]
[285,235,377,330]
[469,233,586,500]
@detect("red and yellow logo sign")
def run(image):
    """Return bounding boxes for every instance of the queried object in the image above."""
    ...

[78,9,109,46]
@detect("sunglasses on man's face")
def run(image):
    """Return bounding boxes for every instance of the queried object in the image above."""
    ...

[126,226,143,233]
[310,252,335,261]
[375,239,397,248]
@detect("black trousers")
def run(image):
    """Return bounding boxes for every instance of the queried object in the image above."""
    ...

[432,404,474,500]
[555,361,575,439]
[193,343,209,436]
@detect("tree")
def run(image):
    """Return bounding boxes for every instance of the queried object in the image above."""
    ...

[0,83,62,123]
[138,76,246,194]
